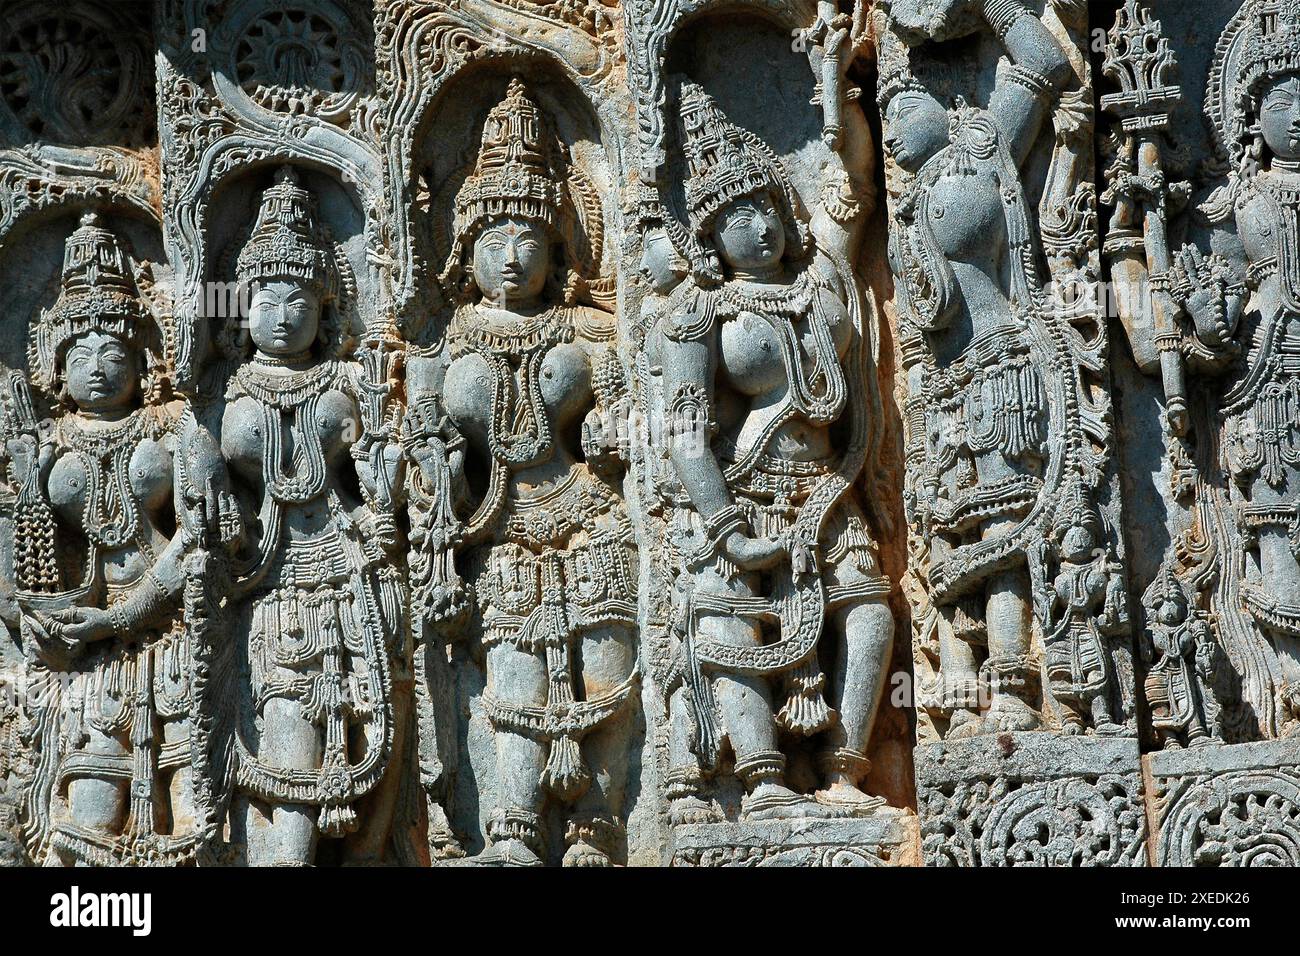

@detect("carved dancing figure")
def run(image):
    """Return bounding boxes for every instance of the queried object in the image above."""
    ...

[881,0,1098,735]
[215,169,409,865]
[4,213,196,865]
[655,77,894,823]
[434,79,637,866]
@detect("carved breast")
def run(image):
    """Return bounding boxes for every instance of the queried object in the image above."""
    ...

[221,389,356,486]
[1239,189,1280,272]
[926,167,1005,264]
[444,342,592,451]
[48,435,173,522]
[719,292,851,402]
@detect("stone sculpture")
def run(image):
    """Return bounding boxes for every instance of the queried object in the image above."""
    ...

[0,0,1299,869]
[206,168,410,866]
[651,77,895,822]
[881,0,1130,740]
[2,214,193,866]
[430,79,637,867]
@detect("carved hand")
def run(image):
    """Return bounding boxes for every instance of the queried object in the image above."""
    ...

[1175,245,1238,347]
[581,403,627,476]
[721,529,789,571]
[54,605,117,645]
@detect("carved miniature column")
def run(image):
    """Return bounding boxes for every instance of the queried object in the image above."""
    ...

[880,0,1146,864]
[1103,0,1300,866]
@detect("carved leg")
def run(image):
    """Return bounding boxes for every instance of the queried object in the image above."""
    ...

[162,715,195,838]
[342,682,412,865]
[982,563,1042,733]
[665,684,718,824]
[478,642,546,866]
[816,596,893,814]
[1256,529,1300,733]
[244,697,320,866]
[695,568,804,820]
[61,725,130,864]
[564,624,634,867]
[937,610,982,738]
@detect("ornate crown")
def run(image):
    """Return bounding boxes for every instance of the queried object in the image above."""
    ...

[236,167,337,296]
[677,82,790,241]
[1240,0,1300,106]
[452,78,564,242]
[33,212,148,390]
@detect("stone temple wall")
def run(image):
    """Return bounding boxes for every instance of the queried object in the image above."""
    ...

[0,0,1296,867]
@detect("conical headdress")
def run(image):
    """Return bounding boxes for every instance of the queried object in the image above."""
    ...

[33,212,148,390]
[677,82,797,246]
[236,167,337,296]
[453,78,564,243]
[1240,0,1300,100]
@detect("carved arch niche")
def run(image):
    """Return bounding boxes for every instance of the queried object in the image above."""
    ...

[407,60,619,353]
[202,161,372,339]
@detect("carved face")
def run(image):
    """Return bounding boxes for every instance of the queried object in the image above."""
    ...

[884,90,948,173]
[472,217,551,307]
[64,330,139,413]
[1061,523,1095,562]
[713,191,784,274]
[248,277,322,357]
[1156,597,1185,627]
[1260,73,1300,162]
[638,227,683,294]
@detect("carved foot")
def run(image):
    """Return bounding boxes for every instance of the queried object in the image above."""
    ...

[813,781,889,818]
[946,709,983,739]
[741,782,812,821]
[669,795,721,825]
[562,840,614,867]
[980,695,1042,734]
[1091,720,1132,738]
[472,838,543,867]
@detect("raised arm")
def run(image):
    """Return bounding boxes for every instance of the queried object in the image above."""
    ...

[984,0,1072,168]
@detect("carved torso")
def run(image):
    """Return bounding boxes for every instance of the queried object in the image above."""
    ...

[717,277,851,465]
[222,359,363,544]
[443,304,603,506]
[48,405,177,591]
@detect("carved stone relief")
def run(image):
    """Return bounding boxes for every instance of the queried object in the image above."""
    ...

[0,0,1297,868]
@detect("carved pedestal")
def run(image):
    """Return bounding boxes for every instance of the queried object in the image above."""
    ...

[1149,739,1300,867]
[667,815,921,867]
[914,734,1147,866]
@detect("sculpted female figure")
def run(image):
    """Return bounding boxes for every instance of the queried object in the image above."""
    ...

[217,169,408,864]
[880,1,1098,735]
[1159,1,1300,735]
[434,79,636,866]
[5,213,194,865]
[655,81,893,822]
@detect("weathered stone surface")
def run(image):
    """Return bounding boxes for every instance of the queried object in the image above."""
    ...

[915,733,1147,866]
[1149,739,1300,867]
[668,814,921,867]
[1,0,1300,868]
